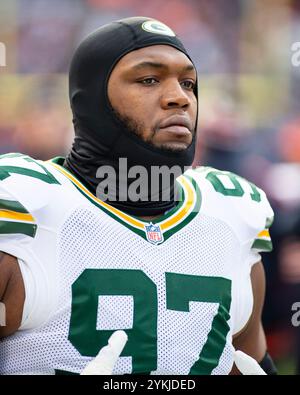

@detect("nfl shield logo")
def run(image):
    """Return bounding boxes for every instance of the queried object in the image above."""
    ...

[145,222,164,245]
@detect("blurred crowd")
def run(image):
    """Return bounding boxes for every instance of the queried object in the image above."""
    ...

[1,0,300,374]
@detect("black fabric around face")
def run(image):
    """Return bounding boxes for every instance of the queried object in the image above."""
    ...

[65,16,198,216]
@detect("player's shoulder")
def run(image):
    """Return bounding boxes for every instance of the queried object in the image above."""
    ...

[184,166,274,245]
[0,152,61,180]
[185,165,272,208]
[0,153,68,243]
[0,152,63,207]
[0,152,61,183]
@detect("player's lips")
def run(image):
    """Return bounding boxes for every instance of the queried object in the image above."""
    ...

[158,116,192,135]
[158,116,193,146]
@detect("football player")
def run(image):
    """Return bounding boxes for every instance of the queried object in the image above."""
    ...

[0,17,277,375]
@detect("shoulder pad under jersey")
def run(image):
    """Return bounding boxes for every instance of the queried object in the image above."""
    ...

[185,166,274,253]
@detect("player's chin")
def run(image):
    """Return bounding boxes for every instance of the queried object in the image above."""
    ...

[156,141,191,153]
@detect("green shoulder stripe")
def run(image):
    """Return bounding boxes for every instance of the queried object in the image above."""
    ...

[0,199,37,238]
[0,221,37,238]
[0,199,29,213]
[251,238,273,252]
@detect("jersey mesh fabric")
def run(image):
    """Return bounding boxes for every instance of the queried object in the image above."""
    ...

[1,203,239,374]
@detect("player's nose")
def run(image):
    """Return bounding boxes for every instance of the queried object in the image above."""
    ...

[160,80,190,110]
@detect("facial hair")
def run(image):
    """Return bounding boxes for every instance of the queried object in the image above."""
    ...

[112,108,191,154]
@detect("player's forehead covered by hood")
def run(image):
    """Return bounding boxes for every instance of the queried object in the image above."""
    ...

[69,16,198,145]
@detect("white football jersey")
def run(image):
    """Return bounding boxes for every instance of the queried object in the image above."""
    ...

[0,154,273,375]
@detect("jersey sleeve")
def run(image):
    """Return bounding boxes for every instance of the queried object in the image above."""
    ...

[247,187,274,267]
[230,186,274,335]
[0,153,61,330]
[187,167,274,335]
[0,156,39,330]
[0,154,41,255]
[233,186,274,334]
[0,186,37,238]
[251,192,274,252]
[0,181,37,257]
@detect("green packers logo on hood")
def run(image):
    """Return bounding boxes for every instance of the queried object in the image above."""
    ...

[142,20,176,37]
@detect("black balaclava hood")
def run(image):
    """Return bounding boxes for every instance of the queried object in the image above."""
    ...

[65,16,198,216]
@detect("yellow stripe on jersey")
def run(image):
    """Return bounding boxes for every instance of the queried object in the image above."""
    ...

[50,163,144,229]
[160,176,195,231]
[0,210,35,223]
[50,162,197,232]
[252,228,272,252]
[0,199,37,238]
[257,229,271,239]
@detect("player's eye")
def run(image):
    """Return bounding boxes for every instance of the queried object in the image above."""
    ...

[181,80,195,90]
[138,77,159,85]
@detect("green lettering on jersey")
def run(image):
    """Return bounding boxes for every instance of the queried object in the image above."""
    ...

[166,273,231,374]
[206,170,261,202]
[0,156,60,185]
[68,269,232,374]
[69,269,157,373]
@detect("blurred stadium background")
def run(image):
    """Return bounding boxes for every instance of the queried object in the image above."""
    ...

[1,0,300,375]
